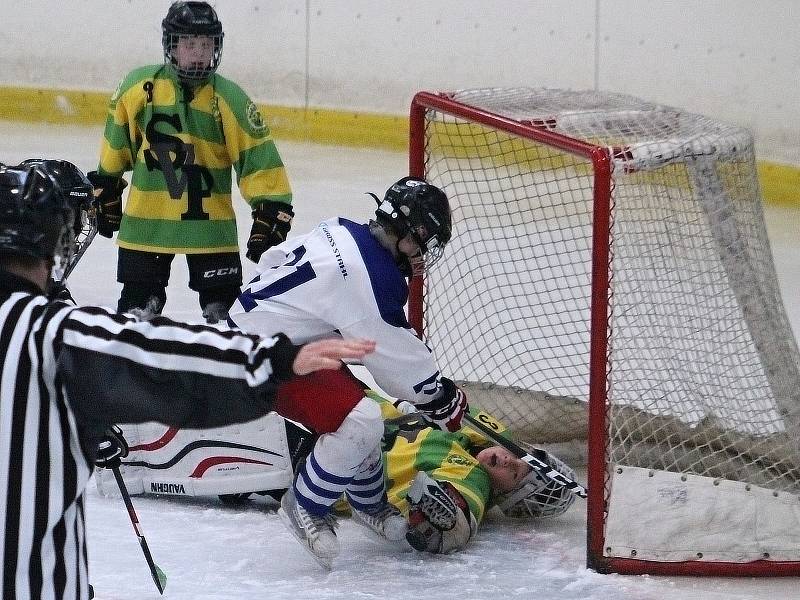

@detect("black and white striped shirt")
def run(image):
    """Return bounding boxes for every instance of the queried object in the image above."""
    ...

[0,270,298,600]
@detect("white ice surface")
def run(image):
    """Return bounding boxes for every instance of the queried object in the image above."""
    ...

[1,122,799,599]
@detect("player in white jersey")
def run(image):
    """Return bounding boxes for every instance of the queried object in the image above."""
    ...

[228,177,469,567]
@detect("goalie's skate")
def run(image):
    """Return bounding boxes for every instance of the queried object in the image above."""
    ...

[351,502,407,542]
[278,486,339,569]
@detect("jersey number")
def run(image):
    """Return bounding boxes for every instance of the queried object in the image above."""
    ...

[240,245,315,311]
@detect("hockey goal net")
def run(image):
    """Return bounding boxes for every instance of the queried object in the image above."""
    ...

[408,88,800,576]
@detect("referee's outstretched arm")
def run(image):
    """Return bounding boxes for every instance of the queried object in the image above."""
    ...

[0,162,373,600]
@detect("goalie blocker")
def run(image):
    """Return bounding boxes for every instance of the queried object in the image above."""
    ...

[95,413,311,501]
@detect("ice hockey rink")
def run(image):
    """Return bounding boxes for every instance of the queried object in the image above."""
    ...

[3,121,799,600]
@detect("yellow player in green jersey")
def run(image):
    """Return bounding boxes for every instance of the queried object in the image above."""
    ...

[89,1,293,323]
[374,394,577,553]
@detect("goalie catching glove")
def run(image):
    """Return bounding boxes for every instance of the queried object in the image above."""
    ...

[246,200,294,263]
[94,425,129,469]
[405,472,477,554]
[86,171,127,238]
[416,377,468,432]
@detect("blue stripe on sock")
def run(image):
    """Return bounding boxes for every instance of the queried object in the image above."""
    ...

[346,491,388,512]
[351,468,384,487]
[295,485,336,516]
[299,469,347,501]
[347,484,385,499]
[308,451,353,486]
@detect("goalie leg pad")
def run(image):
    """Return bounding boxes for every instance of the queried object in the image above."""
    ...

[96,415,294,498]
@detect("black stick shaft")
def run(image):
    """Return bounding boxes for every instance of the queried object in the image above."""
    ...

[111,466,167,594]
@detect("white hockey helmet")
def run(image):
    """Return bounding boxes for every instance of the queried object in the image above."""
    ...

[493,446,576,519]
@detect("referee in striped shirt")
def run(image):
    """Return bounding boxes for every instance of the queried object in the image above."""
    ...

[0,162,374,600]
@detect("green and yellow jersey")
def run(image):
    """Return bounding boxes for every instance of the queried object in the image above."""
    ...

[372,392,512,526]
[97,64,292,254]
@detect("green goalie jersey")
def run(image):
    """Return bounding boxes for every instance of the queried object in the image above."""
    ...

[97,64,292,254]
[374,393,509,525]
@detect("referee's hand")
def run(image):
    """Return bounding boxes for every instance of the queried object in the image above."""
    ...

[292,338,376,375]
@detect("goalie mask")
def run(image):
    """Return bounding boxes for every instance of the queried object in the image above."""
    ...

[16,159,94,282]
[371,177,452,276]
[0,165,77,280]
[162,1,224,84]
[493,447,576,519]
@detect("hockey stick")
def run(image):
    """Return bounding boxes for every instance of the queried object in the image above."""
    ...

[111,466,167,595]
[462,413,588,499]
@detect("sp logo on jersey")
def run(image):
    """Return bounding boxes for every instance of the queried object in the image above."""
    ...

[142,113,214,221]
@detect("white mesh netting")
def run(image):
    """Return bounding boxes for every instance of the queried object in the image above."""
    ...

[415,88,800,493]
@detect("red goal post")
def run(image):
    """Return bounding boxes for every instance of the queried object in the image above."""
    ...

[407,89,800,576]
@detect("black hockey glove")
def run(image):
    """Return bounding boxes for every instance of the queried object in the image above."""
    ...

[95,425,129,469]
[417,377,469,432]
[246,201,294,263]
[87,171,126,238]
[405,472,476,553]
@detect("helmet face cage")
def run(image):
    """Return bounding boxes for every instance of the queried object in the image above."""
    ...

[494,448,576,519]
[71,208,94,256]
[50,219,76,282]
[162,2,224,84]
[416,226,446,269]
[376,177,451,274]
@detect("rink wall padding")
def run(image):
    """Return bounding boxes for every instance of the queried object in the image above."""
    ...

[0,84,796,208]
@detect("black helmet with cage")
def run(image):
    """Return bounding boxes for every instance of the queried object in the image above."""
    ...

[0,164,78,277]
[372,177,452,276]
[162,1,224,84]
[16,159,94,280]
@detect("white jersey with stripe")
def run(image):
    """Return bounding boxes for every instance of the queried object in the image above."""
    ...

[230,218,444,405]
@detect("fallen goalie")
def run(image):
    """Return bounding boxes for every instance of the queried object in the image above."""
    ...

[96,391,577,555]
[372,393,577,553]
